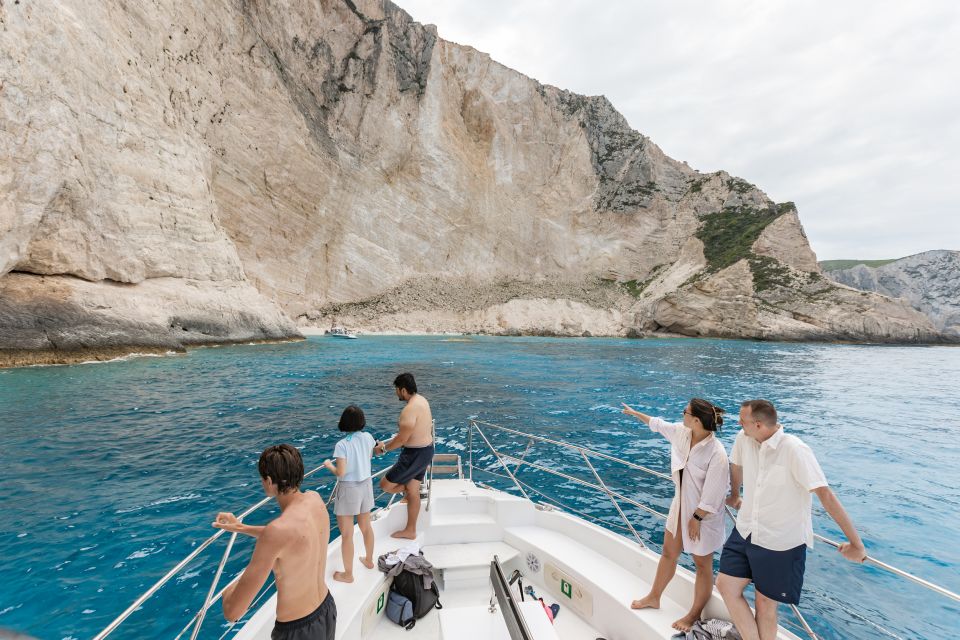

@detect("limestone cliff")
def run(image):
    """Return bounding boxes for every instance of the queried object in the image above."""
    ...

[0,0,945,366]
[824,251,960,338]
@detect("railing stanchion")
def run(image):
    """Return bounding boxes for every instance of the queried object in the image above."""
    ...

[468,421,474,482]
[427,419,436,512]
[497,453,666,519]
[789,604,820,640]
[473,424,530,500]
[511,438,534,476]
[470,419,671,480]
[190,531,238,640]
[326,480,340,506]
[579,450,646,548]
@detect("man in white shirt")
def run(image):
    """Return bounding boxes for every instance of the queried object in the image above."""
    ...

[716,400,867,640]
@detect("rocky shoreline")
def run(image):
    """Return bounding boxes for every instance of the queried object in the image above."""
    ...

[0,337,307,369]
[1,0,953,365]
[7,323,956,369]
[298,270,948,344]
[0,345,183,369]
[824,251,960,339]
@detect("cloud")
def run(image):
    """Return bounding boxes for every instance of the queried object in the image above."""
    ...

[397,0,960,259]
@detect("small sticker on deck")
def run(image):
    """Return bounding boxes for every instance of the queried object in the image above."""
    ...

[561,579,572,598]
[377,592,385,613]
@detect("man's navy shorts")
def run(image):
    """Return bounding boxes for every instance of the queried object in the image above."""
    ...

[718,527,807,604]
[385,444,435,485]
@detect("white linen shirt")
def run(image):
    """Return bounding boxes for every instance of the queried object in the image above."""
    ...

[649,417,730,555]
[731,426,827,551]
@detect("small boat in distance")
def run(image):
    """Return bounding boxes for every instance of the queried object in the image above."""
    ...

[326,326,358,339]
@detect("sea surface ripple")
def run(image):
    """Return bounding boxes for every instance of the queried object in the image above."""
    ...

[0,336,958,639]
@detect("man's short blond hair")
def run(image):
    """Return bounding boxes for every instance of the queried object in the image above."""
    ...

[741,399,778,426]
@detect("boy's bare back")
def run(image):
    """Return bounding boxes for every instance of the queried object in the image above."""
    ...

[270,490,330,621]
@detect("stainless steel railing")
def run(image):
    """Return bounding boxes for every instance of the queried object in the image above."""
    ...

[465,419,960,640]
[95,419,959,640]
[94,464,394,640]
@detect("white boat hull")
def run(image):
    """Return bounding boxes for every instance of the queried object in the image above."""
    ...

[234,479,801,640]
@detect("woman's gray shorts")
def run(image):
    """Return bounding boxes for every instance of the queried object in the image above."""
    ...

[332,479,374,516]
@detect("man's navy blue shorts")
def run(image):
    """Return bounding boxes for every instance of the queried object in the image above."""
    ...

[385,443,434,485]
[718,527,807,604]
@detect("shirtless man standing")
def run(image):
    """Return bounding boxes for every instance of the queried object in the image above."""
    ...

[213,444,335,640]
[376,372,434,540]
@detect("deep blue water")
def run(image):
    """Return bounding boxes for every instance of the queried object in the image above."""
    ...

[0,336,958,640]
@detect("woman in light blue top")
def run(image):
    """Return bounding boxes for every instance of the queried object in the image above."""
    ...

[323,405,379,583]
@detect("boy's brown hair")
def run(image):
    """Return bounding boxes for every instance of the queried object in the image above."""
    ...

[258,444,304,493]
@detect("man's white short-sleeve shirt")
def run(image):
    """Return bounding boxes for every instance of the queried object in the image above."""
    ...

[731,426,827,551]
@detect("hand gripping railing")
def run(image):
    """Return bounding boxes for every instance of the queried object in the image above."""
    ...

[466,419,960,640]
[94,464,393,640]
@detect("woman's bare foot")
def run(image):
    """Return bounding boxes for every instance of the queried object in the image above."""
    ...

[630,594,660,610]
[671,613,699,632]
[359,556,375,569]
[391,528,417,539]
[333,571,354,583]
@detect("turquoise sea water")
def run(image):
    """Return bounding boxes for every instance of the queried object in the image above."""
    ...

[0,336,958,639]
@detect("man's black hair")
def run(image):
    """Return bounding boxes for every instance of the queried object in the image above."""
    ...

[394,372,417,394]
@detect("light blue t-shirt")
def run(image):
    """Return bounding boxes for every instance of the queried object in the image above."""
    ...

[333,431,376,482]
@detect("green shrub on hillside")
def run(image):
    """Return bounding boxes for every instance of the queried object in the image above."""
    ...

[777,201,797,215]
[620,264,668,297]
[749,256,794,292]
[726,177,755,194]
[696,205,782,273]
[621,279,646,297]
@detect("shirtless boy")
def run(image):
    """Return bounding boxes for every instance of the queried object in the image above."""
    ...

[213,444,335,640]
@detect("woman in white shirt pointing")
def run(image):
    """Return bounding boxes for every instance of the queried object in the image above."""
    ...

[622,398,730,633]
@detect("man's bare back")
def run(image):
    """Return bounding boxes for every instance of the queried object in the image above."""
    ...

[270,490,330,621]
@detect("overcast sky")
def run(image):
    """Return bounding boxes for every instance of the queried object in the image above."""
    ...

[397,0,959,260]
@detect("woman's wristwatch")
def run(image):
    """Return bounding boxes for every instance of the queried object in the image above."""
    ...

[692,513,703,521]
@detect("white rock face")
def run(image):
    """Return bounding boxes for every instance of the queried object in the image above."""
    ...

[652,259,938,342]
[752,210,820,273]
[0,272,299,368]
[0,0,947,364]
[825,251,960,337]
[357,298,626,338]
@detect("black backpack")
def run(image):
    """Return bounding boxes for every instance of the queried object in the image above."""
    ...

[389,568,443,629]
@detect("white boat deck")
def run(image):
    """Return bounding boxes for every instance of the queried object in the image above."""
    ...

[234,479,801,640]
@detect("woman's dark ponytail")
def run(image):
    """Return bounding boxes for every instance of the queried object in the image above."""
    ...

[689,398,724,432]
